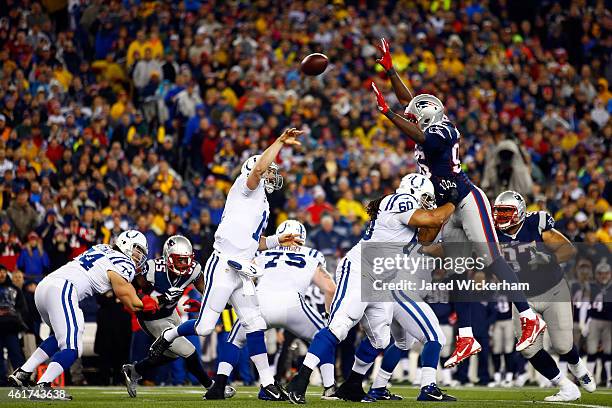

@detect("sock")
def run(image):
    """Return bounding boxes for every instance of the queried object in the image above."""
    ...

[455,303,472,328]
[529,349,561,381]
[345,369,365,384]
[177,320,197,337]
[185,352,212,388]
[22,348,51,373]
[217,342,241,376]
[492,353,501,372]
[518,308,536,320]
[421,367,436,387]
[246,331,273,387]
[458,327,473,337]
[504,371,513,382]
[604,354,611,380]
[487,257,530,312]
[372,368,392,389]
[381,344,404,374]
[163,327,180,341]
[218,362,234,376]
[494,372,502,383]
[135,355,175,375]
[320,363,335,388]
[38,362,65,384]
[306,328,339,369]
[586,358,596,376]
[442,368,452,385]
[354,338,380,367]
[550,372,563,386]
[421,342,442,368]
[504,353,515,374]
[290,365,313,395]
[214,374,228,388]
[352,357,372,376]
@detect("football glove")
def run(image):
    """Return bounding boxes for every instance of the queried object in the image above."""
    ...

[183,298,201,313]
[372,82,389,114]
[436,179,460,206]
[375,38,393,72]
[141,295,160,314]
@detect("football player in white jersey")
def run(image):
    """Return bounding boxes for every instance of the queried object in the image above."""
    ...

[204,220,337,400]
[121,235,232,398]
[287,173,459,404]
[8,231,150,400]
[148,128,303,400]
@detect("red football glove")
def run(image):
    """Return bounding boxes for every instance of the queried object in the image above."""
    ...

[371,82,389,114]
[375,38,393,72]
[141,295,160,314]
[183,298,201,313]
[404,111,418,123]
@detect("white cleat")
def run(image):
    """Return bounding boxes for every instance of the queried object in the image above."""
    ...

[568,361,596,393]
[544,380,581,402]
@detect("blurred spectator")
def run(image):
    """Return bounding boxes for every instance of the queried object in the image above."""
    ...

[0,219,21,272]
[6,190,38,241]
[16,232,49,280]
[0,265,26,385]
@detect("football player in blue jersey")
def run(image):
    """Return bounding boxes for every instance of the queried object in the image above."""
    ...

[371,38,544,368]
[494,191,595,401]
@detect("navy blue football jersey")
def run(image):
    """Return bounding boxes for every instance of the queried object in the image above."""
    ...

[570,281,591,323]
[138,257,202,321]
[588,281,612,321]
[497,211,565,297]
[415,120,475,204]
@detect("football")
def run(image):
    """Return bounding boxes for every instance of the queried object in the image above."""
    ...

[300,53,329,76]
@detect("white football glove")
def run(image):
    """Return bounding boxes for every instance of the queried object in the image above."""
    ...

[165,286,184,301]
[528,247,553,268]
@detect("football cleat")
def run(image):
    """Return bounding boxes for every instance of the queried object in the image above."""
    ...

[321,384,340,400]
[28,383,73,401]
[444,336,481,368]
[148,328,172,360]
[121,363,142,398]
[516,315,546,352]
[544,381,580,402]
[7,367,34,388]
[568,361,596,393]
[417,383,457,402]
[367,387,403,400]
[332,380,375,402]
[258,382,288,401]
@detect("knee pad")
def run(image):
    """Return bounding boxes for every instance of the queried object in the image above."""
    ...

[328,314,355,343]
[551,336,573,357]
[171,337,196,358]
[521,338,543,359]
[241,315,267,333]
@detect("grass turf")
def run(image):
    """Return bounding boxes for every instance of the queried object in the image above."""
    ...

[0,385,611,407]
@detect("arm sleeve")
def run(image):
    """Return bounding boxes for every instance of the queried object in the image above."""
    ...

[538,211,555,234]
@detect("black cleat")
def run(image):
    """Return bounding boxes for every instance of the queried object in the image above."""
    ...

[7,368,34,388]
[204,380,226,400]
[148,329,172,360]
[321,384,340,400]
[417,383,457,401]
[368,387,403,400]
[333,380,374,402]
[258,382,288,401]
[121,363,141,398]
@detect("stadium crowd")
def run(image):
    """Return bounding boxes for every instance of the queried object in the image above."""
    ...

[0,0,610,387]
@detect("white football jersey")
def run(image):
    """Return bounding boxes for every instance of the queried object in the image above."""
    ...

[254,246,326,294]
[214,173,270,260]
[46,244,137,301]
[346,193,420,263]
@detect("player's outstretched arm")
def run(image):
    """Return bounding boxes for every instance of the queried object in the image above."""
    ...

[312,266,337,313]
[408,202,456,229]
[108,270,144,312]
[258,232,303,251]
[372,82,426,144]
[541,228,577,263]
[246,127,302,191]
[375,38,413,105]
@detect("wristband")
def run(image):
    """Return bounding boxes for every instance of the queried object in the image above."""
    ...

[265,234,280,249]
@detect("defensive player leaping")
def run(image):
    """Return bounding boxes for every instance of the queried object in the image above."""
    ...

[121,235,233,398]
[372,38,545,368]
[147,128,303,401]
[8,231,151,400]
[204,220,337,400]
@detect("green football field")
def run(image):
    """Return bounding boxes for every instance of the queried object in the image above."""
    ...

[1,386,611,407]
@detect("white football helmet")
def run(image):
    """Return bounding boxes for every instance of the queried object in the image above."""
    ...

[115,230,148,270]
[276,219,307,245]
[241,154,283,193]
[163,235,194,275]
[397,173,436,210]
[493,190,526,231]
[405,94,445,130]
